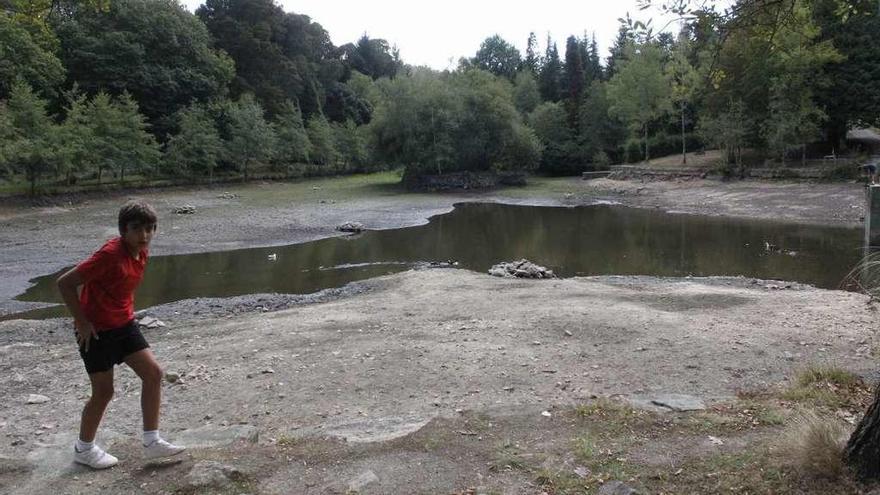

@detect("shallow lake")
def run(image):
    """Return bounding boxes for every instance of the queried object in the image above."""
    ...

[10,203,864,319]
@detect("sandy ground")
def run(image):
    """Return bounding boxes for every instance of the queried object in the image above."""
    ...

[0,176,876,494]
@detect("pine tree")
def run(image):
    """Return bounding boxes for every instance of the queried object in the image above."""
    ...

[1,81,57,196]
[524,32,539,74]
[563,36,585,127]
[538,35,561,102]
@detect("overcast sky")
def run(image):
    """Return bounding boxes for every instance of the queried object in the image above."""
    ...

[181,0,682,70]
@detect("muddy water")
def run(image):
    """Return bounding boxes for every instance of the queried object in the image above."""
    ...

[11,203,863,319]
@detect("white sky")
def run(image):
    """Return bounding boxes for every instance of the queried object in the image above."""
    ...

[182,0,683,70]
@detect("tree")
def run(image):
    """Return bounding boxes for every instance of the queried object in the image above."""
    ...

[665,33,700,164]
[332,120,369,171]
[563,35,585,127]
[579,80,627,163]
[698,99,752,177]
[582,34,603,85]
[538,36,562,102]
[605,25,634,79]
[338,34,401,80]
[226,94,276,181]
[0,81,57,195]
[198,0,336,118]
[512,70,540,115]
[164,104,223,181]
[54,0,235,139]
[272,101,311,171]
[0,13,65,99]
[306,114,338,166]
[523,31,539,73]
[528,101,574,173]
[470,34,522,81]
[607,42,672,162]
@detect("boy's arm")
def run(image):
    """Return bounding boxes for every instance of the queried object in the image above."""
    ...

[56,267,98,350]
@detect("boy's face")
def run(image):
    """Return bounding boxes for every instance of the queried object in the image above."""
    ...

[122,222,156,255]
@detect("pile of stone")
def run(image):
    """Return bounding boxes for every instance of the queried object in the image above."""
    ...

[488,259,556,279]
[216,192,239,199]
[336,221,365,233]
[171,204,196,214]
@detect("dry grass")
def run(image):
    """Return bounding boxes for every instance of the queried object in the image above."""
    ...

[782,366,869,410]
[775,410,849,480]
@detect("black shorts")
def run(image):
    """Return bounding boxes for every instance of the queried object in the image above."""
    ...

[77,320,149,374]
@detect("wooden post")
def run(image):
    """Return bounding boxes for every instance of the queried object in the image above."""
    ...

[866,186,880,249]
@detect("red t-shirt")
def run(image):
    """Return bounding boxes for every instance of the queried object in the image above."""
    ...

[75,237,148,332]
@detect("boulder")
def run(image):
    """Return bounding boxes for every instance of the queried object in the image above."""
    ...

[488,259,556,279]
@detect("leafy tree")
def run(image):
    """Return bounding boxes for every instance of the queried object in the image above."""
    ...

[665,33,700,164]
[164,104,223,181]
[699,99,752,176]
[56,88,94,184]
[226,94,276,181]
[197,0,335,118]
[370,69,539,176]
[81,92,160,183]
[538,36,562,102]
[338,34,401,80]
[332,120,369,171]
[579,80,627,162]
[0,81,57,195]
[470,34,522,81]
[813,0,880,147]
[528,101,573,173]
[0,13,64,99]
[272,101,311,170]
[607,42,672,162]
[54,0,235,139]
[323,81,372,125]
[306,114,338,166]
[512,70,540,115]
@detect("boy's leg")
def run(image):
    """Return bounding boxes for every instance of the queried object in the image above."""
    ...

[79,370,114,442]
[124,348,163,431]
[125,348,185,459]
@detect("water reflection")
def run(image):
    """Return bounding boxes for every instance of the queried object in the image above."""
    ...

[12,203,862,319]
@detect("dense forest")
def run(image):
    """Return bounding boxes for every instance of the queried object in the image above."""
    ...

[1,0,879,194]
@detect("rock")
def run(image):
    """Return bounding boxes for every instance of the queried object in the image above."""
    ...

[165,372,180,384]
[138,316,166,329]
[336,222,365,233]
[488,259,556,279]
[650,394,706,412]
[541,411,552,417]
[174,424,259,449]
[574,466,591,478]
[598,480,640,495]
[26,394,50,405]
[171,204,196,215]
[185,461,243,488]
[216,192,239,199]
[347,469,379,492]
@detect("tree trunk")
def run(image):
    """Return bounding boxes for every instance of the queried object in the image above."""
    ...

[643,125,650,163]
[801,144,806,167]
[681,103,687,165]
[243,158,249,182]
[120,164,125,184]
[845,383,880,480]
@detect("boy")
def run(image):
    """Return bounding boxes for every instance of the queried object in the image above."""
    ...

[57,199,184,469]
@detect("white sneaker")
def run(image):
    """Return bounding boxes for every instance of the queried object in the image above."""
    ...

[143,438,185,460]
[73,445,119,469]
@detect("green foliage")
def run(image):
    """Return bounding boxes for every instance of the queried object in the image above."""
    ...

[538,36,562,102]
[579,80,627,163]
[469,34,522,81]
[197,0,335,118]
[0,13,64,99]
[226,94,277,180]
[54,0,235,139]
[164,103,223,181]
[338,35,402,80]
[370,69,540,177]
[0,81,57,195]
[306,114,338,166]
[272,101,312,169]
[512,70,540,115]
[607,41,672,161]
[562,35,584,126]
[332,120,369,171]
[83,92,161,183]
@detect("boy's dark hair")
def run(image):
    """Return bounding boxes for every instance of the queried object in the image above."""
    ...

[118,199,158,234]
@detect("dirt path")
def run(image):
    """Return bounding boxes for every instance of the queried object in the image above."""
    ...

[0,175,875,494]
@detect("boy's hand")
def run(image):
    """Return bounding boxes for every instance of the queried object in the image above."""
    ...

[75,319,98,352]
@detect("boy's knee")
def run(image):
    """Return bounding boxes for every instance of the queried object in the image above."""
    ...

[145,363,164,385]
[91,386,114,403]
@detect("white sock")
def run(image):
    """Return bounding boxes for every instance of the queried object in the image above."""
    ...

[75,438,94,452]
[143,430,160,446]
